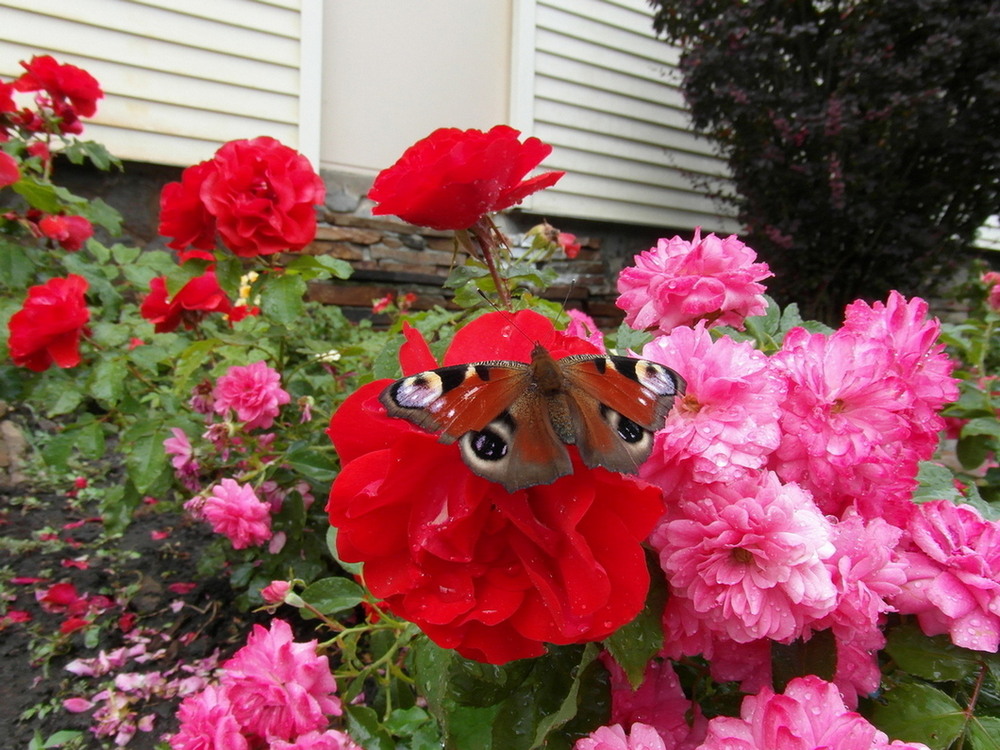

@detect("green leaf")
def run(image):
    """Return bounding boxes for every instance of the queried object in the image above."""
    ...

[122,420,169,493]
[88,357,128,406]
[41,431,76,472]
[80,196,123,234]
[260,274,307,326]
[914,461,964,503]
[214,256,244,298]
[11,177,62,212]
[0,238,35,288]
[75,420,106,461]
[963,417,1000,441]
[42,729,84,748]
[871,682,965,750]
[299,576,364,617]
[958,434,992,470]
[885,621,983,682]
[284,446,338,483]
[968,716,1000,750]
[373,333,406,380]
[286,254,353,280]
[612,323,653,353]
[604,558,665,688]
[327,526,363,575]
[344,705,395,750]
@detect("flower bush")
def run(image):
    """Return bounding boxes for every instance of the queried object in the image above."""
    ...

[4,54,1000,750]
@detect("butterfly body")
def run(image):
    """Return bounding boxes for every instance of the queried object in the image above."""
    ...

[380,343,685,492]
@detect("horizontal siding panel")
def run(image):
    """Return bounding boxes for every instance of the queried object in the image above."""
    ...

[536,78,706,154]
[2,0,299,65]
[518,0,735,228]
[534,99,722,168]
[538,1,677,67]
[530,187,739,233]
[83,125,237,165]
[96,96,295,145]
[544,149,731,213]
[536,122,726,182]
[0,0,303,166]
[127,0,299,36]
[536,51,681,111]
[0,10,298,91]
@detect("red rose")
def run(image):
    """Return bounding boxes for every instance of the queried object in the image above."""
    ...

[140,271,233,333]
[327,311,664,664]
[159,137,325,257]
[0,80,15,114]
[8,274,90,372]
[38,214,93,251]
[0,151,19,187]
[368,125,565,230]
[13,55,102,133]
[158,161,218,252]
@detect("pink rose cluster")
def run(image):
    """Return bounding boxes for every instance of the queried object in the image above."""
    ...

[165,361,300,549]
[573,232,1000,747]
[170,619,359,750]
[616,228,772,334]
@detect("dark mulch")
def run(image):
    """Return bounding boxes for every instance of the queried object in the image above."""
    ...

[0,480,265,749]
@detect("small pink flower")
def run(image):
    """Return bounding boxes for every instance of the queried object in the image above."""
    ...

[270,729,363,750]
[221,618,341,742]
[652,471,837,643]
[603,655,706,748]
[640,323,785,490]
[564,309,605,352]
[698,676,930,750]
[262,580,291,604]
[893,500,1000,652]
[212,360,291,430]
[575,723,668,750]
[200,479,272,550]
[170,684,249,750]
[616,228,771,334]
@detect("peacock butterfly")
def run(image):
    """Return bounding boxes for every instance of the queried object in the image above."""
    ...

[380,342,685,492]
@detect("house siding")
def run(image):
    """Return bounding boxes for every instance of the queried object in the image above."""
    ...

[512,0,738,231]
[0,0,304,166]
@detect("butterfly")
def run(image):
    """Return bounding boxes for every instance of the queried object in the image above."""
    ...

[380,342,685,492]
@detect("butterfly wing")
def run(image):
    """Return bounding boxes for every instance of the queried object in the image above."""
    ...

[380,359,575,491]
[560,355,685,475]
[380,360,530,440]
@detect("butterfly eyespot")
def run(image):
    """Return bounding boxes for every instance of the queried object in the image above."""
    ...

[469,428,508,461]
[615,415,644,444]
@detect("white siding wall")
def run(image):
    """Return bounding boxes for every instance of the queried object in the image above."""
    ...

[0,0,308,167]
[512,0,738,231]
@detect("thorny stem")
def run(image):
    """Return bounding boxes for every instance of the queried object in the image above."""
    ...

[463,216,513,310]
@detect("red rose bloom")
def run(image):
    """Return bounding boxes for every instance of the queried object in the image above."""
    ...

[0,80,15,114]
[159,137,325,257]
[140,271,233,333]
[0,151,19,187]
[159,161,218,252]
[368,125,565,230]
[38,214,93,251]
[327,311,664,664]
[8,274,90,372]
[13,55,102,133]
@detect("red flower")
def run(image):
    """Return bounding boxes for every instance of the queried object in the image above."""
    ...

[139,271,232,333]
[0,80,15,114]
[0,151,19,187]
[368,125,564,230]
[13,55,102,133]
[38,214,93,251]
[327,311,664,664]
[159,160,217,251]
[8,274,90,372]
[159,137,325,257]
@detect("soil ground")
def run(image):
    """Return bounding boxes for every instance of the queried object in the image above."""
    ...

[0,477,266,749]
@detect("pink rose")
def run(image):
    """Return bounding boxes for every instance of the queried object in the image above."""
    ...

[616,228,772,334]
[196,479,272,550]
[212,360,291,430]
